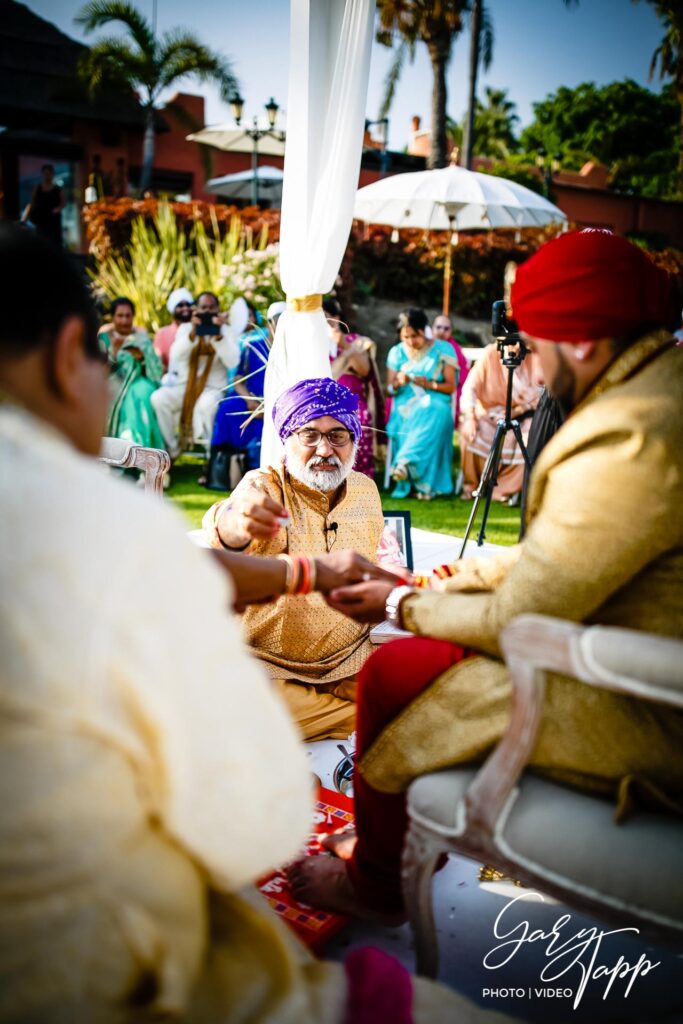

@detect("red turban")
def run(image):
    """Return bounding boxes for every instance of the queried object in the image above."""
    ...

[510,230,671,342]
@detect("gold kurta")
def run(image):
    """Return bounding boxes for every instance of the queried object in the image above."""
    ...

[361,331,683,810]
[203,463,384,738]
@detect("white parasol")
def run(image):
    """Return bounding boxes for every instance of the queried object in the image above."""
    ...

[205,165,284,205]
[354,163,567,313]
[187,125,286,157]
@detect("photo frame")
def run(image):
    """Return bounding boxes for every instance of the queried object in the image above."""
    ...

[379,511,414,572]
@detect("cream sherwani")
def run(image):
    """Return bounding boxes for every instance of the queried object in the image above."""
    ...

[0,404,504,1024]
[0,405,317,1021]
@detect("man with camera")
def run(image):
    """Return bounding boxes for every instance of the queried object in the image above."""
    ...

[151,290,241,459]
[458,326,541,505]
[285,229,683,924]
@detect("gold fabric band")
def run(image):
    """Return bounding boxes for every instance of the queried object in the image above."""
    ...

[287,294,323,314]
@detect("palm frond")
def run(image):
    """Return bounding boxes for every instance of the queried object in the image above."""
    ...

[89,204,184,333]
[379,40,414,120]
[182,213,246,299]
[75,0,155,55]
[77,38,146,95]
[479,1,494,71]
[159,30,239,100]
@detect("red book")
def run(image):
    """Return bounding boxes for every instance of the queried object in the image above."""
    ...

[258,786,354,954]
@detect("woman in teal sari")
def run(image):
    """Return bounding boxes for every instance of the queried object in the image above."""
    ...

[386,307,456,499]
[99,297,165,450]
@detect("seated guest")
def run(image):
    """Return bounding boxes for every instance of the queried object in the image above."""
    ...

[151,291,241,459]
[286,229,683,924]
[324,297,385,480]
[203,378,385,741]
[153,286,194,369]
[459,339,541,503]
[386,307,456,499]
[205,312,271,488]
[98,296,165,449]
[432,312,470,422]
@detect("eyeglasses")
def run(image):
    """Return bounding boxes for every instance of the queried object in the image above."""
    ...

[175,302,192,308]
[295,428,353,448]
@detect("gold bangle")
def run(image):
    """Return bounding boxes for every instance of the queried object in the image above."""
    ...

[277,554,295,595]
[308,557,318,593]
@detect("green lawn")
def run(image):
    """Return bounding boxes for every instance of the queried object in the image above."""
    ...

[167,458,520,546]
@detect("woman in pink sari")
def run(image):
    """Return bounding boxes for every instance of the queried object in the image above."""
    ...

[324,299,385,479]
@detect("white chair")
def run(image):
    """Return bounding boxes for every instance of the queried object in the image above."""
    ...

[401,614,683,977]
[99,438,170,497]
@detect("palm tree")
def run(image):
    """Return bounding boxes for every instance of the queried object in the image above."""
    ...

[462,0,576,168]
[376,1,471,169]
[472,87,519,158]
[461,0,493,168]
[637,1,683,192]
[75,1,238,193]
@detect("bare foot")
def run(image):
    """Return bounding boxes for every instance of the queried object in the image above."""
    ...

[285,855,405,925]
[320,827,357,861]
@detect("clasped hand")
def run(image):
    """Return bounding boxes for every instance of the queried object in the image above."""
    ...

[217,479,409,617]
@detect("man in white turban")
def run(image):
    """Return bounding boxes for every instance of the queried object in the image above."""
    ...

[153,286,194,369]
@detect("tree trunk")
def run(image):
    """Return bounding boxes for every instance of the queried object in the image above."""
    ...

[139,106,156,194]
[428,40,450,169]
[462,0,482,170]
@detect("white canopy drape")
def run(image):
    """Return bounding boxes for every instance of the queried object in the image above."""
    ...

[260,0,374,467]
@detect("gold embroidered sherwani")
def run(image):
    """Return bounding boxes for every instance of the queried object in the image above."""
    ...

[203,461,384,740]
[361,331,683,813]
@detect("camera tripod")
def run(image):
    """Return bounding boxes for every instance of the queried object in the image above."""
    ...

[457,353,532,559]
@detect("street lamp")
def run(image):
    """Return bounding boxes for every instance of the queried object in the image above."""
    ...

[229,94,286,206]
[535,148,561,199]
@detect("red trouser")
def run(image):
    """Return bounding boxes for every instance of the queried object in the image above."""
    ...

[347,637,470,915]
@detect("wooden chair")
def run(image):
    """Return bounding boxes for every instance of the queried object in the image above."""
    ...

[99,437,170,497]
[401,614,683,977]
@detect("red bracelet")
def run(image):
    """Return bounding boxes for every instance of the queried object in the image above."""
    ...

[290,556,303,594]
[296,557,312,595]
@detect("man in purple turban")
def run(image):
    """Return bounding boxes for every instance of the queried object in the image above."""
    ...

[202,377,385,741]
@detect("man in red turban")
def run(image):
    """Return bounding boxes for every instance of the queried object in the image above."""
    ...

[286,231,683,937]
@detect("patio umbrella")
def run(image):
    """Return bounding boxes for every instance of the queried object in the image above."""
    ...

[187,124,286,157]
[353,164,567,313]
[205,165,284,206]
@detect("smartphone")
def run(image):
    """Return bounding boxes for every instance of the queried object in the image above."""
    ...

[196,311,219,336]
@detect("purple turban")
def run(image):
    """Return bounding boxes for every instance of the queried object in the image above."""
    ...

[272,377,362,443]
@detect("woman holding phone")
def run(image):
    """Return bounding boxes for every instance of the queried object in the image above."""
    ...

[386,307,456,500]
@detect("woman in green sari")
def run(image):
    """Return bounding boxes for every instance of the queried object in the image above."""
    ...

[99,297,165,450]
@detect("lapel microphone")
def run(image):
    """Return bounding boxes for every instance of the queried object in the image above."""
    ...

[324,522,339,534]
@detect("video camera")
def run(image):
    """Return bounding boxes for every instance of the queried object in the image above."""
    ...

[492,299,527,368]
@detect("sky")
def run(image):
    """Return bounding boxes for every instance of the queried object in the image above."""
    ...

[27,0,668,150]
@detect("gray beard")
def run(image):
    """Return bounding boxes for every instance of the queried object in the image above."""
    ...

[285,445,356,492]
